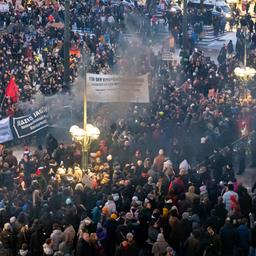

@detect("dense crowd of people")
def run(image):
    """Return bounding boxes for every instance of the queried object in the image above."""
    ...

[1,0,256,255]
[0,0,234,119]
[0,0,80,119]
[0,121,255,256]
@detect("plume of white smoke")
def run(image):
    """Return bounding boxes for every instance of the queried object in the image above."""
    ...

[18,11,159,140]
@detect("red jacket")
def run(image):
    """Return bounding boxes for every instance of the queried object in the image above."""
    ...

[169,177,185,194]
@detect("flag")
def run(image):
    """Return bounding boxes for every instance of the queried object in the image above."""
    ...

[5,77,19,103]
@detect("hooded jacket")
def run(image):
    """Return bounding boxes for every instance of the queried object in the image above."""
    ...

[63,225,75,246]
[152,233,169,256]
[50,229,63,251]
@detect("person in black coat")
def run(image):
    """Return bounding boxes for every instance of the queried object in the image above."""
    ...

[205,209,221,233]
[54,143,66,165]
[237,144,246,175]
[217,45,227,65]
[177,213,192,253]
[105,216,119,256]
[214,197,227,227]
[76,232,93,256]
[0,242,8,256]
[238,186,252,217]
[219,218,238,256]
[203,226,222,256]
[29,224,47,256]
[227,40,234,55]
[46,134,58,156]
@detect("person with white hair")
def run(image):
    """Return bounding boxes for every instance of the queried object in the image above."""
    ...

[163,159,175,178]
[179,159,190,176]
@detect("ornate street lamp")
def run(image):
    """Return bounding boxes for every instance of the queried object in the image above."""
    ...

[234,27,256,105]
[234,67,256,81]
[70,124,100,171]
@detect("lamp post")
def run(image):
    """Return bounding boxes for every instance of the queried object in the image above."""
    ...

[69,45,98,171]
[234,66,256,104]
[234,27,256,100]
[70,124,100,171]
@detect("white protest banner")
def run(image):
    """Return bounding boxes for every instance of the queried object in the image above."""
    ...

[86,73,149,103]
[162,52,173,61]
[0,117,13,143]
[0,3,9,12]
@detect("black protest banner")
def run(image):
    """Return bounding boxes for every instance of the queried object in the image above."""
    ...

[12,107,48,138]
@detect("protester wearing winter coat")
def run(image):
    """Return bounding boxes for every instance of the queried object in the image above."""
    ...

[0,241,8,256]
[153,149,166,172]
[17,225,30,251]
[105,215,119,256]
[184,230,201,256]
[185,185,199,206]
[204,226,222,256]
[152,233,169,256]
[63,225,75,248]
[50,224,63,251]
[219,218,237,256]
[30,224,48,256]
[237,219,251,256]
[104,196,117,215]
[115,239,139,256]
[177,212,192,244]
[0,223,15,256]
[91,201,102,225]
[222,183,239,212]
[76,232,93,256]
[18,243,30,256]
[43,238,54,256]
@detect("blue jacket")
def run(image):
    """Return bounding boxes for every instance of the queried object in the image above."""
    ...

[91,206,101,224]
[237,224,251,250]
